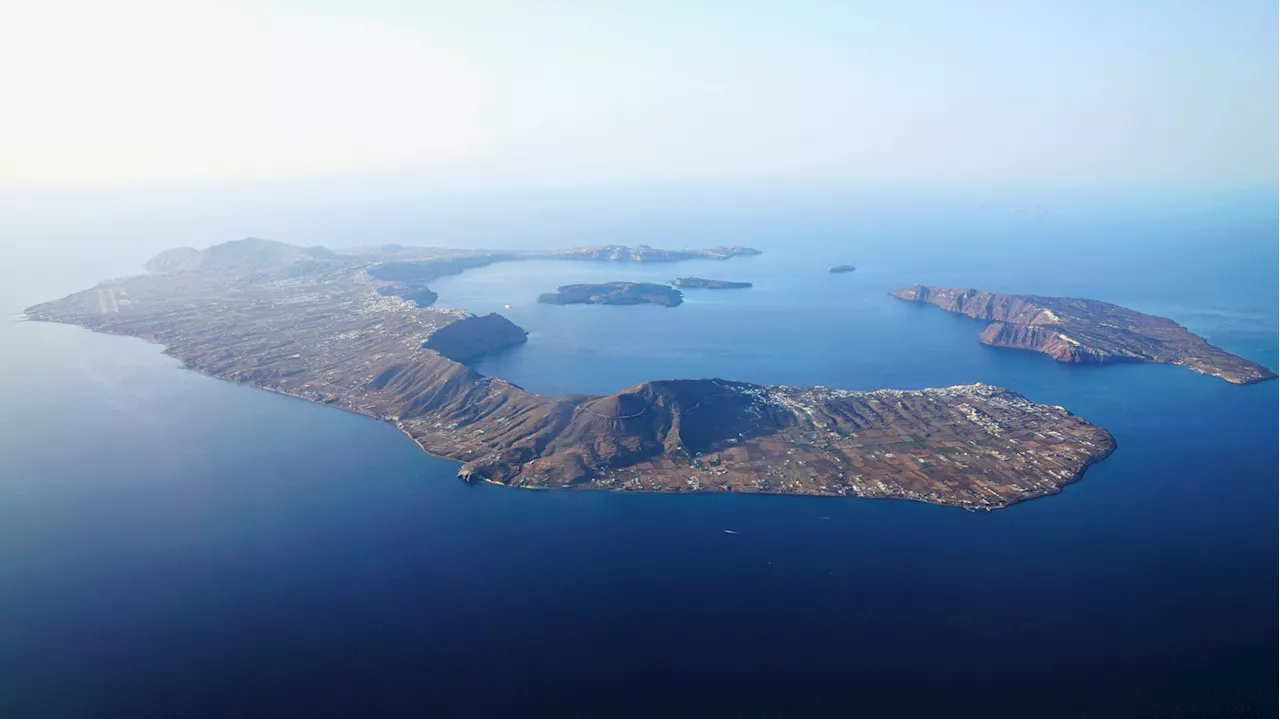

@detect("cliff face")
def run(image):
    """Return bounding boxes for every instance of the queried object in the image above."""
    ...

[892,284,1276,384]
[891,285,1056,325]
[421,313,529,363]
[977,323,1119,364]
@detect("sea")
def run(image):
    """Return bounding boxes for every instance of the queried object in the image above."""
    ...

[1,186,1276,717]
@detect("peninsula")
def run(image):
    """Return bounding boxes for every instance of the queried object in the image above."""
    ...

[670,277,752,289]
[829,265,857,273]
[24,239,1116,510]
[538,282,684,307]
[890,285,1276,384]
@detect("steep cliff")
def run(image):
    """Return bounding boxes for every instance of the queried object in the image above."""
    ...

[421,313,529,363]
[892,284,1276,384]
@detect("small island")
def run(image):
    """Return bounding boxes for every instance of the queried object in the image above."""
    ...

[670,277,752,289]
[829,265,857,273]
[538,282,684,307]
[890,284,1277,384]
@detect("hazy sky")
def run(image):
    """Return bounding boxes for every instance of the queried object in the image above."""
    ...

[2,0,1275,188]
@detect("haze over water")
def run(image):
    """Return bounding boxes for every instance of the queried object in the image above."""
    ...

[1,189,1275,716]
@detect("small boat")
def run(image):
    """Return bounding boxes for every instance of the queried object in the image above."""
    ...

[723,529,739,535]
[503,304,512,309]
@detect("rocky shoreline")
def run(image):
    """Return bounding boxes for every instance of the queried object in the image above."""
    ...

[891,284,1276,384]
[25,238,1118,510]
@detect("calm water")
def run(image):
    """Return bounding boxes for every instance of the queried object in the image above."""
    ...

[1,197,1276,717]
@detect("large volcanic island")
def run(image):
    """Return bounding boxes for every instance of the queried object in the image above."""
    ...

[24,239,1115,510]
[890,285,1276,385]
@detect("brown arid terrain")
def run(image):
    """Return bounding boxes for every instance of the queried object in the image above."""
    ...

[891,285,1276,385]
[25,239,1116,510]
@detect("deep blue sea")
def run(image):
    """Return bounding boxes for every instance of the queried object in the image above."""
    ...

[1,190,1276,717]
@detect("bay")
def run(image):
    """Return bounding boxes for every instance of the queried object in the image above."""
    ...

[1,194,1275,717]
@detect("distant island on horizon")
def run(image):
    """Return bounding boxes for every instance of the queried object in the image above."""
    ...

[24,237,1119,511]
[670,277,753,289]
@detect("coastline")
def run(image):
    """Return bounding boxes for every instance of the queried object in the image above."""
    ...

[21,315,1116,511]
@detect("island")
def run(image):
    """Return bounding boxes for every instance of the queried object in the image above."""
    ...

[538,282,684,307]
[890,284,1277,385]
[148,240,760,310]
[670,277,752,289]
[23,238,1117,510]
[829,265,857,273]
[352,243,760,306]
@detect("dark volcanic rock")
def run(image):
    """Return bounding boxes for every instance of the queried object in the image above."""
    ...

[378,284,439,307]
[402,287,439,307]
[670,277,752,289]
[422,313,528,362]
[890,284,1277,384]
[538,282,684,307]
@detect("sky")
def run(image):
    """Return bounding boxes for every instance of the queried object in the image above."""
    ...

[0,0,1276,189]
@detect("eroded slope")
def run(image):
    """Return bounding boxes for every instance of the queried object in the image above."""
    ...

[24,242,1114,509]
[891,285,1275,384]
